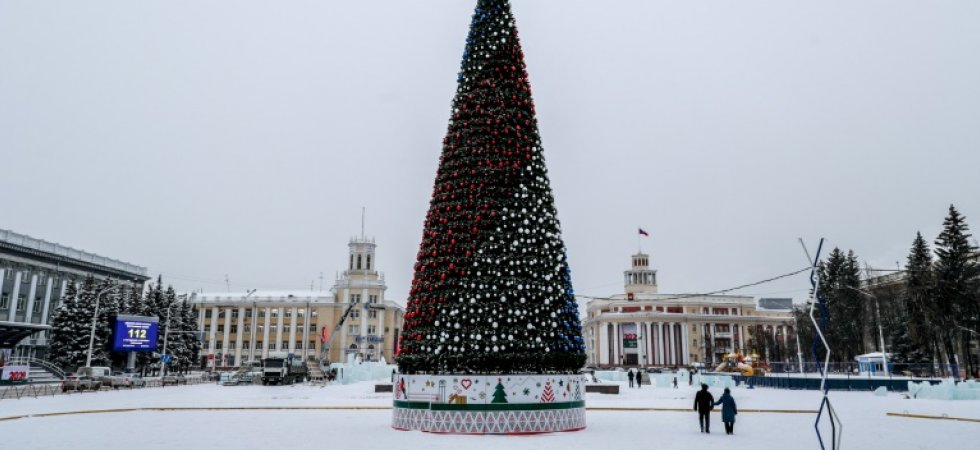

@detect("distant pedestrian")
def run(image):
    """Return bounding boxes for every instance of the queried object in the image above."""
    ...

[693,384,715,433]
[689,369,694,386]
[714,387,738,435]
[673,376,678,389]
[636,370,643,389]
[627,369,635,388]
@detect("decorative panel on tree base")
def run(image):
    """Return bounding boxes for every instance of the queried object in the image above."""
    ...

[392,374,586,434]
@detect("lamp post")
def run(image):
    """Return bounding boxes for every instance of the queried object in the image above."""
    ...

[85,285,118,368]
[161,302,176,376]
[848,286,889,375]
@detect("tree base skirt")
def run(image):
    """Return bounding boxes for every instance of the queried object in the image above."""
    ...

[391,373,587,434]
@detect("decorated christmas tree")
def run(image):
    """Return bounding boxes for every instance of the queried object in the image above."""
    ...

[396,0,585,375]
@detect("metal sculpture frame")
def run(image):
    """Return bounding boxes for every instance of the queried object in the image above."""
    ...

[803,238,843,450]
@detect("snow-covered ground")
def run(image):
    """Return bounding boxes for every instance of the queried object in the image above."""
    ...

[2,381,977,449]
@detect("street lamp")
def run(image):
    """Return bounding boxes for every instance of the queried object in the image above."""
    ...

[161,302,176,376]
[85,285,118,368]
[848,286,889,374]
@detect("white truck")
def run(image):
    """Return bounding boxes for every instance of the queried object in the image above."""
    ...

[261,352,305,385]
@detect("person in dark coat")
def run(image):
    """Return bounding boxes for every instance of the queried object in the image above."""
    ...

[714,387,738,434]
[693,384,715,433]
[635,370,643,389]
[627,369,635,388]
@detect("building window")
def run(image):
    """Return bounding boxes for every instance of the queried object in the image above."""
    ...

[268,343,276,350]
[258,325,264,333]
[205,310,212,318]
[256,341,264,350]
[0,294,8,309]
[296,341,303,350]
[309,324,317,332]
[366,255,371,270]
[357,255,362,270]
[217,325,224,333]
[352,309,360,318]
[203,326,210,334]
[297,308,305,317]
[351,294,361,304]
[369,294,378,304]
[285,309,292,318]
[270,325,277,332]
[348,325,357,334]
[311,310,318,318]
[368,310,378,319]
[231,310,239,319]
[17,295,26,311]
[367,325,377,335]
[34,298,42,313]
[271,310,279,318]
[21,272,31,283]
[216,342,223,350]
[350,254,354,270]
[230,325,237,333]
[203,341,210,350]
[259,309,266,318]
[284,325,291,333]
[281,341,288,350]
[308,341,315,350]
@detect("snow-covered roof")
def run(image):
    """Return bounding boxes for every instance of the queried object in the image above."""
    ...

[189,290,335,304]
[0,228,148,277]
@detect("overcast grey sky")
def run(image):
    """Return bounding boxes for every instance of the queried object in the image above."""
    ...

[2,0,978,305]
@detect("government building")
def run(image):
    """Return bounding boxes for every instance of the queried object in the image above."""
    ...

[582,252,795,368]
[189,236,405,368]
[1,229,150,361]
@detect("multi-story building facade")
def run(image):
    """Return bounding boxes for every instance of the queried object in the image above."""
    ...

[189,236,405,368]
[0,229,150,360]
[582,252,795,368]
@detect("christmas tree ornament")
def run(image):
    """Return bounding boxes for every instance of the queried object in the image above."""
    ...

[391,0,585,434]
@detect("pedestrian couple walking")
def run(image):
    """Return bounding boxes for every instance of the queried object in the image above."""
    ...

[693,384,738,435]
[627,369,643,388]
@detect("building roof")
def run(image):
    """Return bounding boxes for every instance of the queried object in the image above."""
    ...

[584,292,756,308]
[188,290,405,310]
[190,290,335,304]
[0,228,148,279]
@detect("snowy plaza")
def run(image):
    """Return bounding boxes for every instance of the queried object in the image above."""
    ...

[2,380,978,449]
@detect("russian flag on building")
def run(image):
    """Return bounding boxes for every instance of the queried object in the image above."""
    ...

[638,228,649,237]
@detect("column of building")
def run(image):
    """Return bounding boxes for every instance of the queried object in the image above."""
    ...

[207,306,219,367]
[23,274,38,325]
[38,276,56,346]
[301,307,311,361]
[7,271,22,321]
[234,306,245,366]
[262,306,272,359]
[275,306,285,355]
[221,307,232,366]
